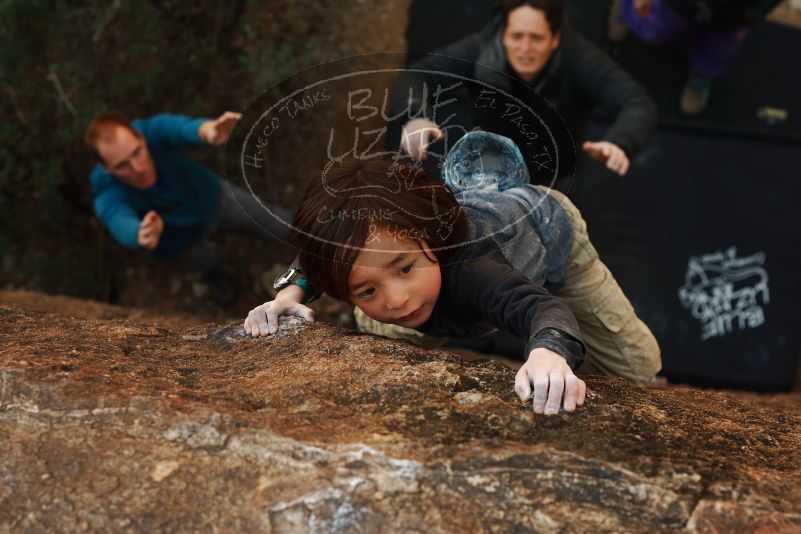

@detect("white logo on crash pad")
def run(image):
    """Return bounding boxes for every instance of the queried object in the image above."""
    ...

[678,247,769,341]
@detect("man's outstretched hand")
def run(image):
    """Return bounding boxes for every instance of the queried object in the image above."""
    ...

[199,111,242,146]
[137,210,164,250]
[582,140,630,176]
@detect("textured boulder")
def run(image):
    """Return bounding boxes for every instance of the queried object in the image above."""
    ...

[1,292,800,533]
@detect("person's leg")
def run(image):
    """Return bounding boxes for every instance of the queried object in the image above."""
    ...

[182,182,292,306]
[180,238,223,275]
[689,27,749,79]
[618,0,692,46]
[608,0,630,43]
[212,181,294,243]
[546,189,662,385]
[179,238,238,306]
[681,27,749,115]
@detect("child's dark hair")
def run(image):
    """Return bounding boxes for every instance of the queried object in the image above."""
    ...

[291,156,469,300]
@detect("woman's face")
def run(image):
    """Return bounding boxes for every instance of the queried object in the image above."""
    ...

[347,229,442,329]
[502,5,561,83]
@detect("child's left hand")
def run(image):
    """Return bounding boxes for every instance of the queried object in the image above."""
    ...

[515,348,586,415]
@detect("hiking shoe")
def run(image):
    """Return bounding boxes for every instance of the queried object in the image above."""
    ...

[681,75,711,116]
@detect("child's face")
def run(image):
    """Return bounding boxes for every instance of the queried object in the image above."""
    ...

[347,229,441,329]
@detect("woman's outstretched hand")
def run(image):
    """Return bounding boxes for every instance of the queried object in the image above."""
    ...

[515,347,586,415]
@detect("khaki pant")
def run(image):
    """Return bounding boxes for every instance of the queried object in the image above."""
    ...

[354,189,662,385]
[546,189,661,385]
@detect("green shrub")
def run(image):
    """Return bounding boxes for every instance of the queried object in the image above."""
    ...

[0,0,331,299]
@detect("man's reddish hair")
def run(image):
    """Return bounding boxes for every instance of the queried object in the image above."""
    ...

[84,112,138,162]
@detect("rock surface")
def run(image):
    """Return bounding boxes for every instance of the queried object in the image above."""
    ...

[1,291,801,533]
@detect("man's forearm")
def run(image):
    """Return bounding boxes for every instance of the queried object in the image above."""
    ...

[97,204,143,250]
[139,114,206,148]
[197,120,214,145]
[604,95,658,158]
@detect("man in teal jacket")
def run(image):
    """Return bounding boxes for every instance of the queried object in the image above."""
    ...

[86,112,291,304]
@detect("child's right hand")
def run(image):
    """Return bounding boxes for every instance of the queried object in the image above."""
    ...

[244,296,315,337]
[515,347,586,415]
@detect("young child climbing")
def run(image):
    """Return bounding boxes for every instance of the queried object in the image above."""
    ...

[245,133,661,414]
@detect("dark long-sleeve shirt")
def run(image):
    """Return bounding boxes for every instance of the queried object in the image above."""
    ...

[416,230,586,369]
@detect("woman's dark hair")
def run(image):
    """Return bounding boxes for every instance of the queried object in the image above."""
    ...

[291,156,468,301]
[499,0,564,35]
